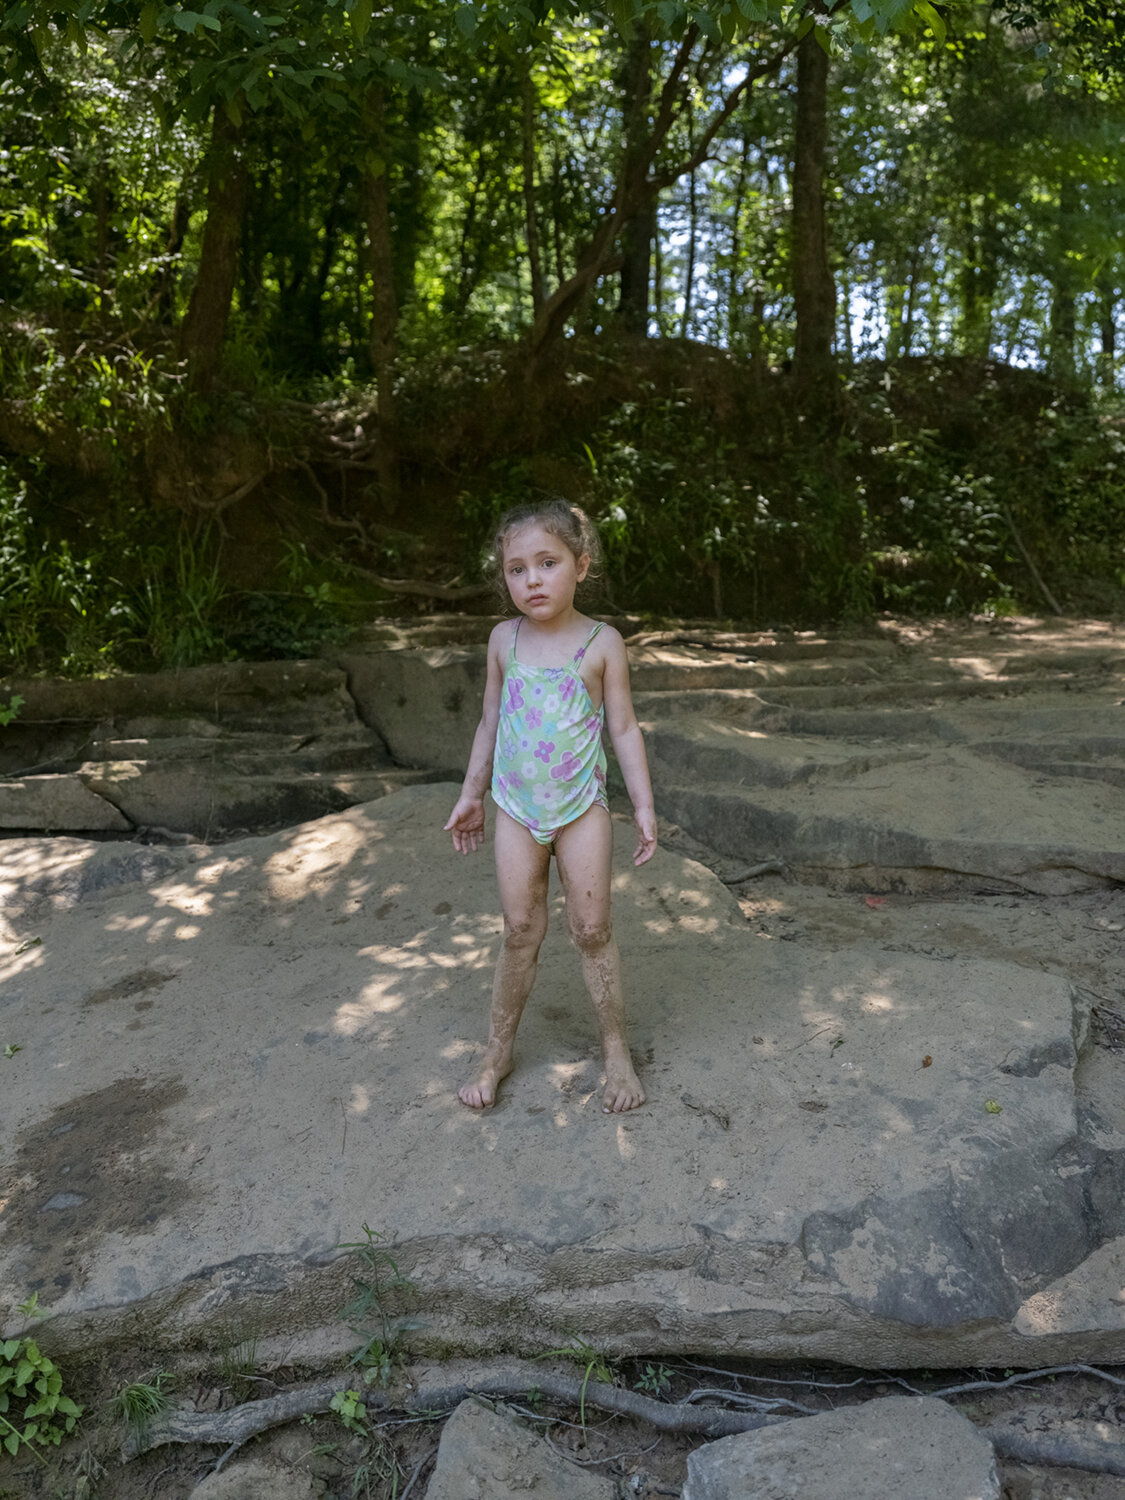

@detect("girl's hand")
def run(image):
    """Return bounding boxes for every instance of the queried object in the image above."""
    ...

[445,796,486,854]
[633,807,657,866]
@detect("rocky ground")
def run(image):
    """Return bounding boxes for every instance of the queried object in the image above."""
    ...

[0,615,1122,1498]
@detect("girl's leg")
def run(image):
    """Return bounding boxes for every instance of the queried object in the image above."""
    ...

[554,805,646,1113]
[459,807,552,1108]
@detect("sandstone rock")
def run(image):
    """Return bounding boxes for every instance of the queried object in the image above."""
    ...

[188,1459,325,1499]
[0,773,131,832]
[423,1399,614,1500]
[338,645,483,773]
[2,784,1122,1370]
[682,1396,1000,1500]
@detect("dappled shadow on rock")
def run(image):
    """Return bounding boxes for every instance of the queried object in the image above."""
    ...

[0,782,1121,1369]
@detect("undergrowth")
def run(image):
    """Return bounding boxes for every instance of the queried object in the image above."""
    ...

[3,349,1123,681]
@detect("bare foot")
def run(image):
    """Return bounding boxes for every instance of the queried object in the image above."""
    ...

[602,1052,646,1113]
[458,1043,513,1109]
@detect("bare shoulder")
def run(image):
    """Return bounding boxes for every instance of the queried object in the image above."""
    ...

[594,620,625,646]
[591,622,628,668]
[487,618,517,660]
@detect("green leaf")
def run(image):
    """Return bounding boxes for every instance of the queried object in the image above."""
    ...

[172,9,202,30]
[984,1099,1003,1114]
[913,0,945,43]
[455,5,476,39]
[349,0,372,42]
[139,2,160,41]
[3,1431,17,1456]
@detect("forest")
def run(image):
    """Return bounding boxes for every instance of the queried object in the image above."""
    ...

[0,0,1123,675]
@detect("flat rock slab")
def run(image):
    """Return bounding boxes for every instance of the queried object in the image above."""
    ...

[0,773,131,833]
[424,1399,614,1500]
[683,1395,1000,1500]
[0,784,1122,1367]
[188,1460,324,1499]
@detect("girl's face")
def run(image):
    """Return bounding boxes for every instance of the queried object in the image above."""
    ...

[502,522,589,621]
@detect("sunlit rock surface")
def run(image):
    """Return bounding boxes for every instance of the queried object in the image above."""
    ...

[1,783,1121,1366]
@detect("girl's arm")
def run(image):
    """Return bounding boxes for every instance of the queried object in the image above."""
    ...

[444,623,507,854]
[600,628,657,867]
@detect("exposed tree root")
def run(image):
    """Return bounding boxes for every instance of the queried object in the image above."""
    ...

[987,1418,1125,1478]
[122,1359,1125,1482]
[122,1363,782,1460]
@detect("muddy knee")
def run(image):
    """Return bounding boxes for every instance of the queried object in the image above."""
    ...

[502,912,547,956]
[569,918,614,959]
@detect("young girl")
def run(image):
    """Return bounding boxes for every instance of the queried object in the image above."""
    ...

[444,499,657,1114]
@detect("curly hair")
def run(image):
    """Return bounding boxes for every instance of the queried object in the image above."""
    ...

[488,497,602,604]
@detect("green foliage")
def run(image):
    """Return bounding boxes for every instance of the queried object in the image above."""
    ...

[633,1361,673,1396]
[0,695,24,727]
[0,1337,83,1460]
[110,1373,172,1441]
[328,1388,369,1437]
[338,1225,418,1386]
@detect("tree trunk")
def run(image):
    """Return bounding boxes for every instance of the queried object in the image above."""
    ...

[681,131,698,338]
[519,51,545,315]
[362,81,400,511]
[960,195,997,359]
[727,123,752,349]
[1048,176,1079,379]
[790,30,835,399]
[1097,286,1117,387]
[617,18,654,335]
[179,107,247,394]
[523,29,796,370]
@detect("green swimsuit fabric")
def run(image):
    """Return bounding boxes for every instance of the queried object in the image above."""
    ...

[491,620,608,845]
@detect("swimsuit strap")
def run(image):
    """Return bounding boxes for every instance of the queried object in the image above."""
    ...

[571,621,604,664]
[508,617,522,663]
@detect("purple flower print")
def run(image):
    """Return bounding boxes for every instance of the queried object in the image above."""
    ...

[507,771,523,791]
[595,764,606,786]
[550,750,581,782]
[574,645,587,662]
[584,713,601,736]
[526,706,543,729]
[519,735,531,752]
[532,682,544,700]
[506,677,525,712]
[560,676,577,702]
[534,739,555,763]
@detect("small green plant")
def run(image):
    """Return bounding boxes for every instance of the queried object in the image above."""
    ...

[219,1327,260,1401]
[329,1388,369,1437]
[3,1044,21,1060]
[0,1337,83,1459]
[16,1294,47,1322]
[0,694,23,727]
[351,1441,403,1498]
[538,1338,614,1439]
[633,1362,673,1397]
[110,1373,172,1440]
[337,1225,418,1386]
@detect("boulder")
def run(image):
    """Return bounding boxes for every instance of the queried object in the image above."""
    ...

[682,1396,999,1500]
[423,1399,614,1500]
[188,1459,325,1500]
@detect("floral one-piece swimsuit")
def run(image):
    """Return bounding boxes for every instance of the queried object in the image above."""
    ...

[491,619,608,847]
